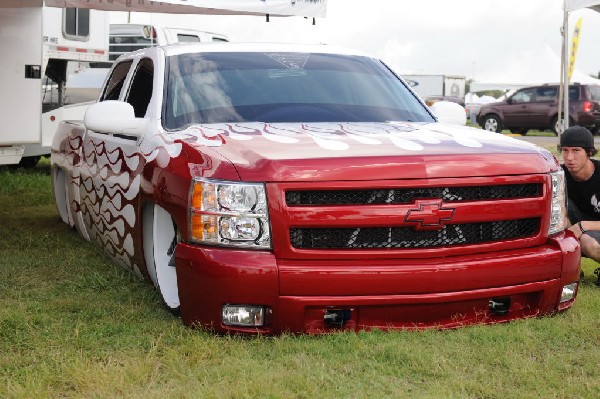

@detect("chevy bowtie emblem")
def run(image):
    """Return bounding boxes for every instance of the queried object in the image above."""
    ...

[405,199,455,230]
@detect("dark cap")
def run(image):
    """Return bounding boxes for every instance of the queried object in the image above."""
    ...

[560,126,595,149]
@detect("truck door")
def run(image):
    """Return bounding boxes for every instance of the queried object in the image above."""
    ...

[531,86,558,127]
[0,8,43,146]
[79,56,156,267]
[504,87,535,128]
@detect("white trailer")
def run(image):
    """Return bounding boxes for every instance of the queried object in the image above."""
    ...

[402,74,466,100]
[1,0,326,166]
[0,4,108,166]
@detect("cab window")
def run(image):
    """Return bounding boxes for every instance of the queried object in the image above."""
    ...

[535,87,557,102]
[511,88,535,103]
[125,58,154,117]
[100,61,133,101]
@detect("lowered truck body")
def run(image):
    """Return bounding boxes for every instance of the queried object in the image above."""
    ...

[51,43,580,334]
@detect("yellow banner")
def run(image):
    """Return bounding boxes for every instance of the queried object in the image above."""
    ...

[568,17,583,82]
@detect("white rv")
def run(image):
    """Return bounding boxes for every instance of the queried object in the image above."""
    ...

[0,6,108,167]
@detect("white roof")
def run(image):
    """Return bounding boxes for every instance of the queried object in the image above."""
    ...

[161,42,372,58]
[42,0,327,17]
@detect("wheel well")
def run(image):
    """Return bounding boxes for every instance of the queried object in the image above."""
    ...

[142,202,159,287]
[52,167,69,224]
[483,113,500,120]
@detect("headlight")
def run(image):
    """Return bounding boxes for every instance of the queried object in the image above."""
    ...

[548,170,567,235]
[189,179,271,248]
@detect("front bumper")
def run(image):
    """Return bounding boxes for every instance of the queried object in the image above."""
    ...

[174,232,580,334]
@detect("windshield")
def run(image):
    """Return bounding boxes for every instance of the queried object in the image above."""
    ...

[163,52,433,129]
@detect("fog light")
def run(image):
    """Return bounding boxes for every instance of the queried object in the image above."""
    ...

[222,305,265,327]
[560,283,578,303]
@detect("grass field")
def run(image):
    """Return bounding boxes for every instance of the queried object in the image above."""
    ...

[2,154,600,399]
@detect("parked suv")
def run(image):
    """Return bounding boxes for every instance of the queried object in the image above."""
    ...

[477,84,600,135]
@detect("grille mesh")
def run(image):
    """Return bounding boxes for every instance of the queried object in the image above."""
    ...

[290,218,540,249]
[285,184,541,206]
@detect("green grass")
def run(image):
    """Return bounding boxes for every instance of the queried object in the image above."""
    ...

[2,158,600,398]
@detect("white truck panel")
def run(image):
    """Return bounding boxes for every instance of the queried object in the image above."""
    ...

[0,7,43,145]
[403,75,444,98]
[402,74,466,100]
[43,7,108,64]
[443,76,466,98]
[0,6,108,165]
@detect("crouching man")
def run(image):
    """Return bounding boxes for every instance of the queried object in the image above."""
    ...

[560,125,600,284]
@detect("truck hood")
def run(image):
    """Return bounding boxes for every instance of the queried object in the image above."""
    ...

[171,121,558,181]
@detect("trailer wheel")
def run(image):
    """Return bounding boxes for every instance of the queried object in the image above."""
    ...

[143,203,181,314]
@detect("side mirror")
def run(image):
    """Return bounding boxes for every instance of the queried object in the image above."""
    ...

[84,100,147,137]
[429,101,467,125]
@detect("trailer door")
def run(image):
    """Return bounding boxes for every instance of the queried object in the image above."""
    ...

[0,7,42,145]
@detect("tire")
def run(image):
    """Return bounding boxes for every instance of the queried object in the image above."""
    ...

[552,116,574,135]
[17,156,41,168]
[482,114,502,133]
[52,168,70,224]
[143,203,181,314]
[509,128,529,135]
[552,116,561,135]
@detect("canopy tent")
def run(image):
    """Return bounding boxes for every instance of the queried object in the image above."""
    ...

[566,0,600,12]
[470,45,600,92]
[1,0,327,18]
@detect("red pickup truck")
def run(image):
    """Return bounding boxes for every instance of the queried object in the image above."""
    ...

[51,43,580,334]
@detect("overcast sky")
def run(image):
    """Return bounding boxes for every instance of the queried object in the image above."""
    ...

[109,0,600,82]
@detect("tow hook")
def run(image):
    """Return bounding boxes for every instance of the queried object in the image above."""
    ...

[324,308,352,328]
[489,297,511,316]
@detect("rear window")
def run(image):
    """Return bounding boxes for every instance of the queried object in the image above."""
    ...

[569,86,581,101]
[177,34,201,43]
[587,85,600,101]
[163,52,433,129]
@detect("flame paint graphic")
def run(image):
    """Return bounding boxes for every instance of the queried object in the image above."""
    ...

[58,121,532,271]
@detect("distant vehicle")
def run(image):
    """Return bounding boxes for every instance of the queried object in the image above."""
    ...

[477,83,600,135]
[465,103,482,120]
[425,95,465,107]
[403,74,466,101]
[108,24,229,62]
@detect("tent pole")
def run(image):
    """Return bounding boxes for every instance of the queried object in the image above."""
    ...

[562,1,570,134]
[558,2,565,137]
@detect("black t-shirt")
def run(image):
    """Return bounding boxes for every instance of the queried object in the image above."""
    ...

[562,159,600,220]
